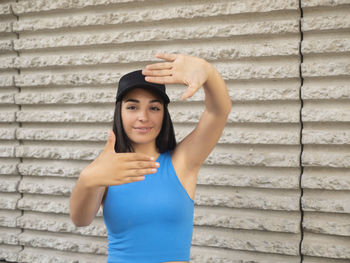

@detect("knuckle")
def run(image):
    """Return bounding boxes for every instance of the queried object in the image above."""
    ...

[115,154,123,161]
[135,153,144,160]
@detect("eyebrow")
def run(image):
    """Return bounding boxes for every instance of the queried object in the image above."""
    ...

[125,99,162,104]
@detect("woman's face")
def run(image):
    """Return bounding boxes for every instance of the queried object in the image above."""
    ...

[121,88,164,147]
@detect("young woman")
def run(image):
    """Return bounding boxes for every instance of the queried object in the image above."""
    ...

[69,53,232,263]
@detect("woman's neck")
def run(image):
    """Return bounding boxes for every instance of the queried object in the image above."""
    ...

[132,143,160,159]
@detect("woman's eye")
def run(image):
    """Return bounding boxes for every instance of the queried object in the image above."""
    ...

[151,107,160,111]
[126,106,136,110]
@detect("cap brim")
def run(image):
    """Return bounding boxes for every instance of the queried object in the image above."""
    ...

[117,84,170,104]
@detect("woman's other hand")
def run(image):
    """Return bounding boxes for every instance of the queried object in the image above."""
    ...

[142,53,214,100]
[80,130,159,188]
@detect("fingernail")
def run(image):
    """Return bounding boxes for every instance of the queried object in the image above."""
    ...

[155,162,160,167]
[150,157,155,160]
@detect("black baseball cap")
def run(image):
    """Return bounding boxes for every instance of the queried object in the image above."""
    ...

[116,70,170,104]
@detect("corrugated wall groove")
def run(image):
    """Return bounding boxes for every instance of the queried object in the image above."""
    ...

[11,0,26,258]
[301,0,350,262]
[298,1,305,262]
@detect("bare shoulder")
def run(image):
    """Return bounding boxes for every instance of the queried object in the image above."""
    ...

[171,144,198,176]
[170,139,203,174]
[170,146,200,201]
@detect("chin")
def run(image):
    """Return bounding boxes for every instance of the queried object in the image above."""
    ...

[129,136,158,145]
[126,129,161,146]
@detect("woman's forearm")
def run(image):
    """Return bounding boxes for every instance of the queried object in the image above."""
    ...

[69,171,106,227]
[202,60,232,116]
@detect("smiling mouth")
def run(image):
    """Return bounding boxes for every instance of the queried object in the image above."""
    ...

[134,127,152,132]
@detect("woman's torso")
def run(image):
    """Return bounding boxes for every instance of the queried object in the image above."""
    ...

[167,152,198,263]
[102,150,197,206]
[102,150,198,263]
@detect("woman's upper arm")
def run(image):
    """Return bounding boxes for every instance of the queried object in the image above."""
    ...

[101,187,108,207]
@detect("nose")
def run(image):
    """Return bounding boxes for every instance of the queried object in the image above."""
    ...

[137,109,149,122]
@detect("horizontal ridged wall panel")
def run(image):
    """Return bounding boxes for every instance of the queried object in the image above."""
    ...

[301,0,350,262]
[0,0,23,262]
[3,0,303,262]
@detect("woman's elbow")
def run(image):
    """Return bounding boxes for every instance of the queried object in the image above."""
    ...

[70,209,93,227]
[222,100,232,117]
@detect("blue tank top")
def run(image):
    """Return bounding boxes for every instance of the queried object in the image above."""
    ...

[103,150,194,263]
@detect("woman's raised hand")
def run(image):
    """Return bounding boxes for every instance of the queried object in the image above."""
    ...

[142,53,213,100]
[80,130,159,188]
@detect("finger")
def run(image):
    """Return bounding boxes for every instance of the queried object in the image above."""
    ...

[127,168,157,177]
[142,69,172,77]
[122,152,154,161]
[130,176,145,182]
[126,160,159,169]
[104,129,116,152]
[145,62,172,70]
[144,75,176,84]
[155,53,177,62]
[182,84,198,100]
[122,176,145,184]
[181,90,192,100]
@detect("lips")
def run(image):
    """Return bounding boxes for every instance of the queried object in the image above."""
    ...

[134,127,152,132]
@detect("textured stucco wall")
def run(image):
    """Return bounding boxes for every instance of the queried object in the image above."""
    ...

[0,0,350,262]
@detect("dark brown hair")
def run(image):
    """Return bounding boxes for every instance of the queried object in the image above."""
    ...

[112,88,176,153]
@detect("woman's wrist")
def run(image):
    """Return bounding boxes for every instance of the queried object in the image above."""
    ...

[79,168,99,189]
[202,59,218,86]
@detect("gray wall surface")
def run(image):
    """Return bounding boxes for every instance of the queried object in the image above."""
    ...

[1,0,350,262]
